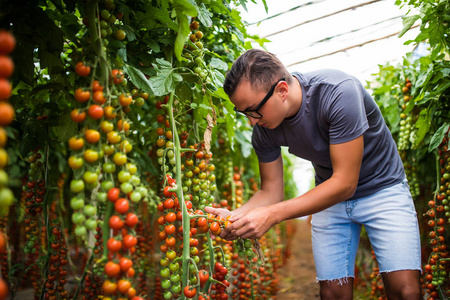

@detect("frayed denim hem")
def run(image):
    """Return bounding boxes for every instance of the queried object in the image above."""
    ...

[315,276,354,285]
[379,268,422,274]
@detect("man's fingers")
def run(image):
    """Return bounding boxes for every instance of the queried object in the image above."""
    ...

[204,206,216,214]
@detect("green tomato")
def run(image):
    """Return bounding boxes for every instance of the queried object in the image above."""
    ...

[135,97,145,107]
[136,186,148,197]
[163,291,172,300]
[75,226,87,236]
[70,197,85,210]
[105,0,115,9]
[115,29,126,41]
[160,267,170,278]
[101,180,114,191]
[0,187,14,206]
[160,257,169,267]
[169,262,180,272]
[97,192,107,203]
[126,163,137,174]
[85,218,97,230]
[118,170,131,183]
[0,170,9,186]
[103,162,116,174]
[161,279,171,290]
[194,57,203,65]
[130,175,141,186]
[83,171,98,184]
[70,179,85,193]
[171,283,181,294]
[120,182,133,194]
[130,191,142,203]
[83,204,97,217]
[72,212,86,224]
[156,148,165,157]
[100,9,111,20]
[169,273,180,283]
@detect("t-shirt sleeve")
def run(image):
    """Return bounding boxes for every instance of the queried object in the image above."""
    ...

[323,79,369,144]
[251,126,281,163]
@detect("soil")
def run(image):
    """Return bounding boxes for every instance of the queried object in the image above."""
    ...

[276,218,320,299]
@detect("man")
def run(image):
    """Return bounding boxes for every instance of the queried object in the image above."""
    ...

[205,49,421,299]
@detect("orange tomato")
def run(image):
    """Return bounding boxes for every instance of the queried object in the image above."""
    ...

[93,90,106,104]
[0,127,7,147]
[0,278,8,300]
[0,30,16,55]
[0,79,11,101]
[119,94,132,106]
[75,62,91,77]
[0,232,6,251]
[104,106,117,119]
[0,102,14,126]
[85,129,100,144]
[92,80,104,92]
[102,280,117,295]
[74,88,90,103]
[0,55,14,78]
[68,136,84,151]
[117,119,130,132]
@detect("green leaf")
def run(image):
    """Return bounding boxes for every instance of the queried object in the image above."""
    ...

[210,69,225,88]
[149,59,182,96]
[230,26,245,43]
[399,15,420,38]
[173,0,198,16]
[428,123,450,152]
[173,0,198,61]
[118,24,136,42]
[225,112,236,150]
[174,13,190,62]
[235,130,253,158]
[124,64,153,95]
[238,0,248,12]
[197,3,213,27]
[210,57,228,71]
[414,109,431,145]
[214,88,231,103]
[60,14,82,40]
[52,110,78,143]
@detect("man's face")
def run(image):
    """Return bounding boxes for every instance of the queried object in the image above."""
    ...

[231,79,287,129]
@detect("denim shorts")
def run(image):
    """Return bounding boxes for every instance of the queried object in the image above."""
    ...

[311,179,421,282]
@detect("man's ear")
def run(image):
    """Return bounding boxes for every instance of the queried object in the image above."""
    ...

[277,81,289,100]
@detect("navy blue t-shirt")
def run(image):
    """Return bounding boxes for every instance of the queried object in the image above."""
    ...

[252,69,404,200]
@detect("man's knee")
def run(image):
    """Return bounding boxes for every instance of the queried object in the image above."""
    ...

[319,278,353,300]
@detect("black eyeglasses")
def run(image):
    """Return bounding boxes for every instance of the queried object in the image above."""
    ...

[234,78,285,119]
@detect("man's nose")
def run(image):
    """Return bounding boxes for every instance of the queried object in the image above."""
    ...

[247,116,259,126]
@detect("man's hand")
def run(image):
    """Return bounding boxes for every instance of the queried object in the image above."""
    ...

[219,206,275,240]
[204,206,231,220]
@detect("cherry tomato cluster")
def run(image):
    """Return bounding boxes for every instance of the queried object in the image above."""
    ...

[156,176,192,299]
[208,261,230,300]
[0,29,15,219]
[423,133,450,300]
[22,150,46,254]
[366,250,386,299]
[182,144,216,211]
[103,186,140,298]
[398,79,420,198]
[44,226,69,300]
[398,78,414,151]
[0,221,7,300]
[92,0,128,46]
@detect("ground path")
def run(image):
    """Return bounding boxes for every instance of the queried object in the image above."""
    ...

[276,219,320,299]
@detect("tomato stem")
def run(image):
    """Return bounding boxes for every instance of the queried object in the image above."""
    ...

[166,91,191,299]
